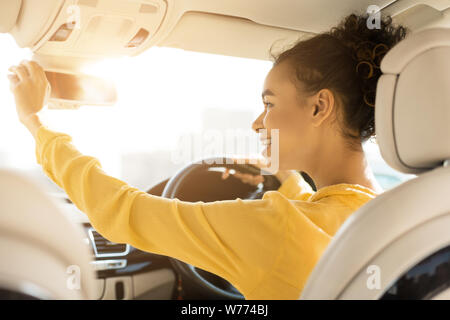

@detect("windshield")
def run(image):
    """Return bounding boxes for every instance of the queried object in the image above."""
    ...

[0,33,414,193]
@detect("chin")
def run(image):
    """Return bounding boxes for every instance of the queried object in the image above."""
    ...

[262,147,288,171]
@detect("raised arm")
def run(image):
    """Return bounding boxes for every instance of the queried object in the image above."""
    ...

[33,125,327,297]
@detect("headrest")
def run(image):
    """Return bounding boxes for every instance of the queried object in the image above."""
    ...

[376,28,450,174]
[0,0,22,33]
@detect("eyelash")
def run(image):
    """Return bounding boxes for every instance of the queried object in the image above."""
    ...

[264,102,274,109]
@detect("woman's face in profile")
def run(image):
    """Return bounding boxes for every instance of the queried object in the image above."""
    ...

[252,61,318,171]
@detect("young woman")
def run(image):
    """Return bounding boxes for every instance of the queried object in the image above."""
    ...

[8,14,406,299]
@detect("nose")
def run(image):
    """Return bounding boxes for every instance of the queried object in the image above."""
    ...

[252,110,265,133]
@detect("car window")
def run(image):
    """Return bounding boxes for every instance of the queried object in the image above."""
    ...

[0,33,414,194]
[363,141,415,190]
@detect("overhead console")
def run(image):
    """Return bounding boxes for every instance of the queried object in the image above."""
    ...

[4,0,167,109]
[10,0,167,60]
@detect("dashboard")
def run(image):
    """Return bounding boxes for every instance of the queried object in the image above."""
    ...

[51,169,257,300]
[54,195,177,300]
[82,223,176,300]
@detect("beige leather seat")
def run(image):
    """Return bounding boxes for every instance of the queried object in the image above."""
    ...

[0,169,96,299]
[301,28,450,300]
[0,0,96,299]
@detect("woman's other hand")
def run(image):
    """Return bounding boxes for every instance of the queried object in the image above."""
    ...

[221,157,297,186]
[221,167,265,187]
[8,60,50,124]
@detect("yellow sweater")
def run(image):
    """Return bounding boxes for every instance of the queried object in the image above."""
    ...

[35,126,379,300]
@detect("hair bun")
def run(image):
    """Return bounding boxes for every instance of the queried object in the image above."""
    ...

[355,42,389,79]
[354,42,389,107]
[330,14,407,108]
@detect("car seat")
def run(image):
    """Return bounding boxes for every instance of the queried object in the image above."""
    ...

[0,169,96,299]
[301,28,450,300]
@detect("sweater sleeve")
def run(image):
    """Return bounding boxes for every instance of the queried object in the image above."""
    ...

[35,126,331,298]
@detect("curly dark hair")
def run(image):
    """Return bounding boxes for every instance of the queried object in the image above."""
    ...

[271,13,408,146]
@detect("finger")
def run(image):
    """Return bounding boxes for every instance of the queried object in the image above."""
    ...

[8,66,20,81]
[240,173,254,183]
[7,73,20,85]
[248,175,264,186]
[20,60,34,78]
[18,62,33,79]
[27,60,47,81]
[221,169,230,179]
[9,65,29,82]
[233,171,245,180]
[236,172,263,186]
[246,175,259,184]
[8,74,20,91]
[236,172,253,182]
[253,175,264,184]
[230,171,247,183]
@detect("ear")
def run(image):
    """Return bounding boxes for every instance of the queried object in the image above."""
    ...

[310,89,335,127]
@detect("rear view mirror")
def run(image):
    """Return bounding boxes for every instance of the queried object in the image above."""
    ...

[44,71,117,109]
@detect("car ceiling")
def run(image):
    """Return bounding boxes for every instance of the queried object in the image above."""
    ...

[4,0,450,69]
[167,0,397,33]
[159,0,450,60]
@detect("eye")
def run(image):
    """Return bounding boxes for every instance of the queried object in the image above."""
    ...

[264,102,274,109]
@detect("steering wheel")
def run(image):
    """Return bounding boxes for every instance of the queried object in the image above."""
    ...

[161,157,281,299]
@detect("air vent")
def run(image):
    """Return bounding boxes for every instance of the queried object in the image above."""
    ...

[88,228,129,257]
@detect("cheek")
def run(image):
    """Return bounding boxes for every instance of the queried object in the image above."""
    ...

[265,108,310,148]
